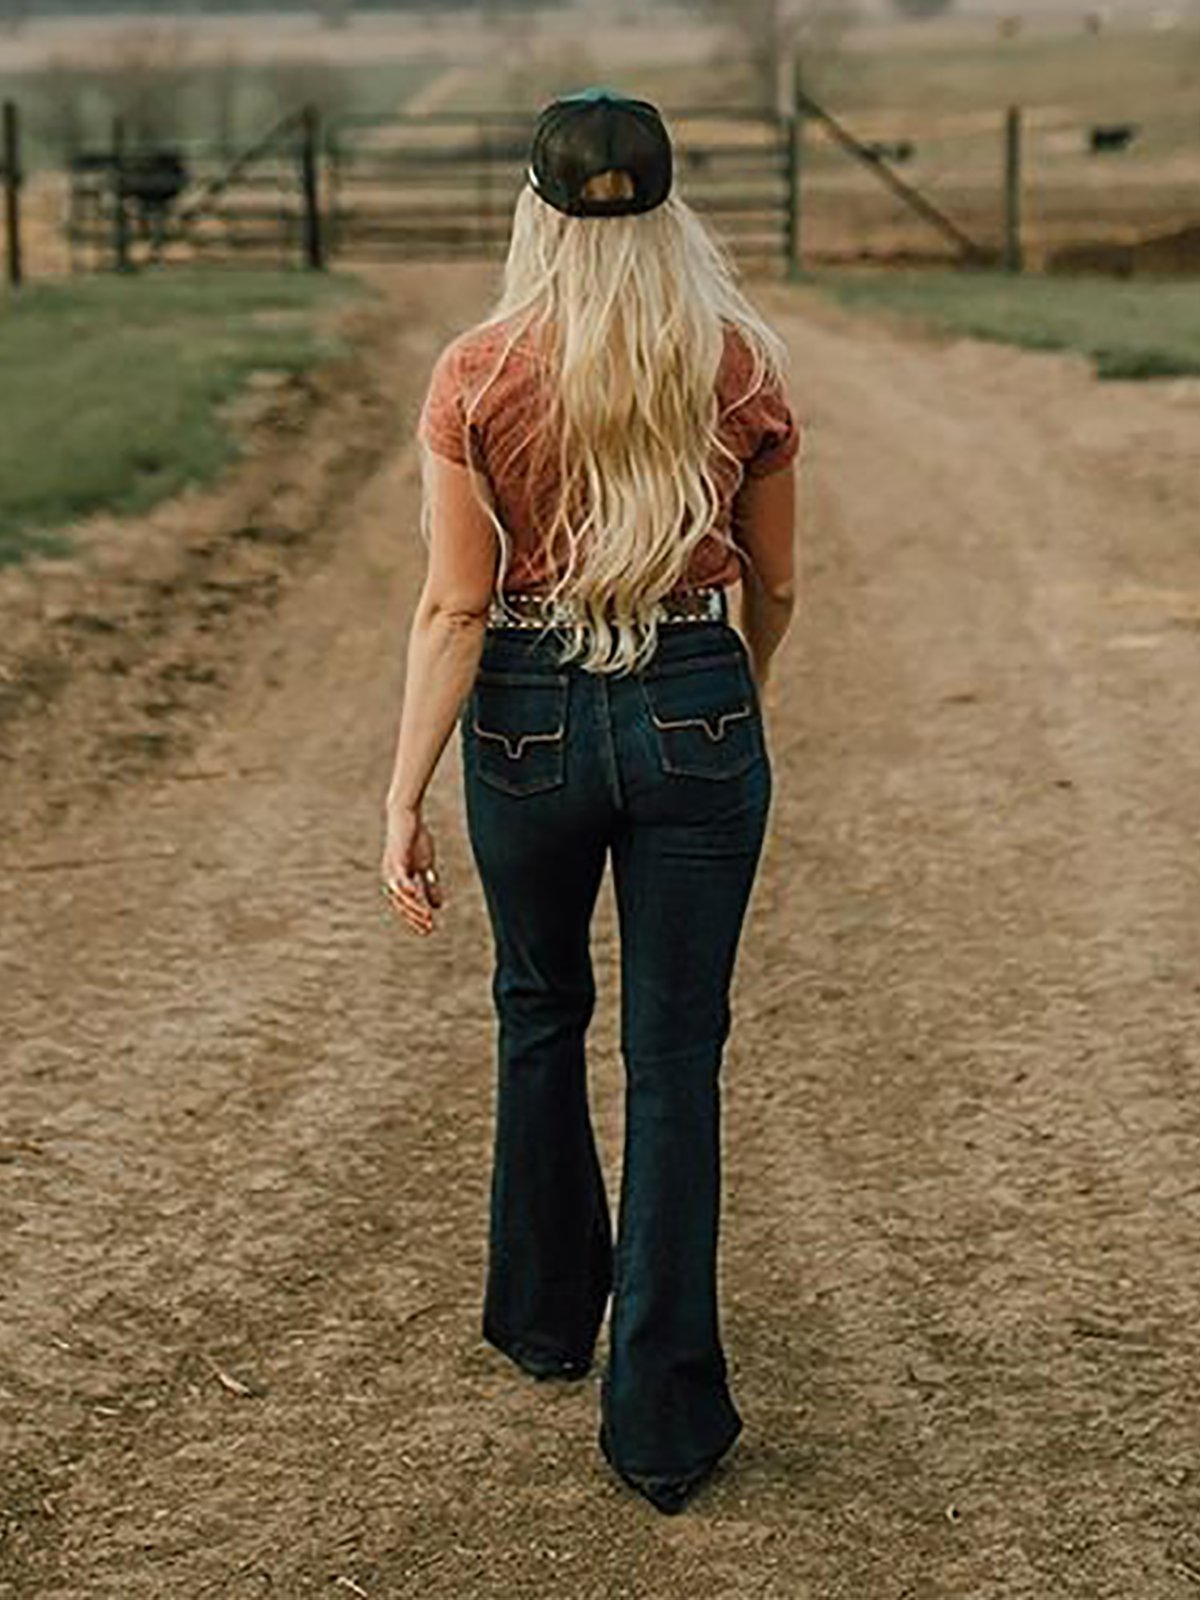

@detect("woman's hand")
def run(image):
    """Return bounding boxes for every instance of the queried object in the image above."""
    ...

[382,803,444,936]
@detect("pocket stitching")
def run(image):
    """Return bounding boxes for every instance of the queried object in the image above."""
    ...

[644,703,753,742]
[472,719,566,762]
[470,676,568,796]
[637,667,763,781]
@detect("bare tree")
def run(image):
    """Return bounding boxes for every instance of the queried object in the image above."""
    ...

[315,0,353,29]
[205,42,250,160]
[24,50,97,161]
[891,0,956,16]
[265,56,355,127]
[93,22,200,146]
[0,0,30,35]
[489,15,599,115]
[700,0,861,114]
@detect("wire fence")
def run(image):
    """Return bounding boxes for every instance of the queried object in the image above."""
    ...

[791,97,1200,274]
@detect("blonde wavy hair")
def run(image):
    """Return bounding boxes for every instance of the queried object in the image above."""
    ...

[419,159,791,675]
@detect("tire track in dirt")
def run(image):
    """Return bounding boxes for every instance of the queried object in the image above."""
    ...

[2,263,1199,1599]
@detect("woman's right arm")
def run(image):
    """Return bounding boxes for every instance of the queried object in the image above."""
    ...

[732,457,798,698]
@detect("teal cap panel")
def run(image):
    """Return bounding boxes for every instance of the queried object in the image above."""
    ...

[559,85,636,106]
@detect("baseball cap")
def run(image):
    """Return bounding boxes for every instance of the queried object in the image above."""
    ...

[526,87,674,219]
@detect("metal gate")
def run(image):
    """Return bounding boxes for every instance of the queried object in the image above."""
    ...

[324,106,799,277]
[50,93,996,283]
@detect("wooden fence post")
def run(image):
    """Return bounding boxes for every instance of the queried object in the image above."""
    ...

[1004,104,1023,274]
[478,123,492,254]
[299,104,324,270]
[784,111,805,281]
[2,99,22,289]
[112,113,132,273]
[783,50,805,281]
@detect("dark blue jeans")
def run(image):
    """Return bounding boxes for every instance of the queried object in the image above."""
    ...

[459,614,772,1480]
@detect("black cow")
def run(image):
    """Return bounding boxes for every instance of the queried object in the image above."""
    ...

[1089,124,1139,153]
[863,139,916,164]
[70,146,190,259]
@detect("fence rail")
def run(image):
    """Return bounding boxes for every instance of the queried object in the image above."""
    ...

[4,86,1195,290]
[0,94,992,286]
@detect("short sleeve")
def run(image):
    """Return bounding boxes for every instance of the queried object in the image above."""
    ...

[743,372,802,479]
[417,340,471,466]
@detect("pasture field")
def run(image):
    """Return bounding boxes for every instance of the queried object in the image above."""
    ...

[0,266,371,567]
[1,8,1197,269]
[805,268,1200,378]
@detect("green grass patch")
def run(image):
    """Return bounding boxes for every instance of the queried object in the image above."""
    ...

[0,265,375,568]
[803,268,1200,380]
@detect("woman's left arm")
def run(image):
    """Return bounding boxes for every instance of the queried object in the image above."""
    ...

[382,452,498,936]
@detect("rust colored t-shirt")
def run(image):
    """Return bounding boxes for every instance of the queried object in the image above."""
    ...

[416,318,802,593]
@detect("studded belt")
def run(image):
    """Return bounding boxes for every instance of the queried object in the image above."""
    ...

[485,585,728,630]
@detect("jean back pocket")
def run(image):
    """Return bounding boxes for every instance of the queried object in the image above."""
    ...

[637,649,764,781]
[469,669,569,796]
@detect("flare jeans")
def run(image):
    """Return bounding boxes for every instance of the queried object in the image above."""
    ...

[459,613,772,1480]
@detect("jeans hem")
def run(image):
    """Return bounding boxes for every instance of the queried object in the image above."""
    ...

[483,1316,595,1379]
[600,1411,744,1486]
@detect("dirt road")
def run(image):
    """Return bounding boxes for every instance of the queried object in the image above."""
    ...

[2,262,1199,1599]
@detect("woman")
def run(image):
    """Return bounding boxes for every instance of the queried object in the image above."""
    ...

[381,87,801,1515]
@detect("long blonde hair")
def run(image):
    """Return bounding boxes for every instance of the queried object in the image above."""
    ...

[418,159,791,675]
